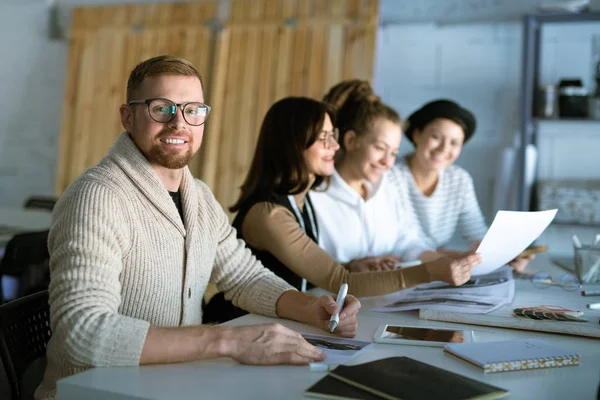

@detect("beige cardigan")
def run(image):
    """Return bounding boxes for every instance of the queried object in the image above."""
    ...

[36,133,293,399]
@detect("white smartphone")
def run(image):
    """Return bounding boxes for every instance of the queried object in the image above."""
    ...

[373,324,474,347]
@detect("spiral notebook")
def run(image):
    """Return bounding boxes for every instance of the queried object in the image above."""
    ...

[444,339,580,374]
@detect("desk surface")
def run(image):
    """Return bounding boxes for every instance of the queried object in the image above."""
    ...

[0,207,52,232]
[57,258,600,400]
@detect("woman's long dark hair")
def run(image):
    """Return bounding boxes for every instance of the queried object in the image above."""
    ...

[230,97,336,212]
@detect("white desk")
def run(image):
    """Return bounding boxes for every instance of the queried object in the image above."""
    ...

[57,258,600,400]
[0,207,52,233]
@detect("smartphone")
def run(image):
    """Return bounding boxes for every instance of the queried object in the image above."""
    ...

[373,324,474,347]
[517,244,547,258]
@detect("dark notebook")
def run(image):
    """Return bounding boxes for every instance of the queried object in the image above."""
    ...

[305,357,508,400]
[306,375,382,400]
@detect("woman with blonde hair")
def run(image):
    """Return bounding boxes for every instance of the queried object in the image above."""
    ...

[310,80,482,275]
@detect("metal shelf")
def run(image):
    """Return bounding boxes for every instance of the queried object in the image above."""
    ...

[535,118,600,122]
[551,221,600,229]
[518,11,600,211]
[531,11,600,23]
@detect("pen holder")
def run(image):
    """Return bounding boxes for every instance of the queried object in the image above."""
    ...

[574,245,600,283]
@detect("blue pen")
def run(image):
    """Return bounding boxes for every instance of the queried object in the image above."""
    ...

[329,283,348,333]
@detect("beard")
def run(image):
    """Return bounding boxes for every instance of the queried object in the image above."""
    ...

[129,128,195,169]
[147,143,193,169]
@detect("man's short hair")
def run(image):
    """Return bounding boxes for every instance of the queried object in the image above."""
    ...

[126,55,204,102]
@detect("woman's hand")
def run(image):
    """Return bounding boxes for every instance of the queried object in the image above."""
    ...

[424,253,482,286]
[344,255,402,272]
[472,240,536,273]
[508,254,535,273]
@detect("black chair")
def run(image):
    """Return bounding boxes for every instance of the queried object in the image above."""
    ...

[0,290,51,400]
[202,292,248,324]
[0,231,50,303]
[23,196,57,212]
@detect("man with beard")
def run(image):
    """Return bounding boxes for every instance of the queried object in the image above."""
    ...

[35,55,360,400]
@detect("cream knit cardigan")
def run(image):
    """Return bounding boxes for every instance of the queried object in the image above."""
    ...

[35,133,294,399]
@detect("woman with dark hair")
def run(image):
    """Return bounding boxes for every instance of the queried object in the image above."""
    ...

[230,96,339,290]
[389,99,533,271]
[228,96,481,300]
[311,81,481,278]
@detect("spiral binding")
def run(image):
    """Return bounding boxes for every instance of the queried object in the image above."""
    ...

[483,354,581,373]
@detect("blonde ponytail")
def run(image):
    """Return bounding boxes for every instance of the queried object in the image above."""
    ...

[323,80,400,152]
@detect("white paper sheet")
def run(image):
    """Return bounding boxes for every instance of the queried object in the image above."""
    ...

[471,209,557,276]
[372,296,511,314]
[301,333,373,365]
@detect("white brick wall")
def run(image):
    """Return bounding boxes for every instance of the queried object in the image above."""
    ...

[0,3,67,207]
[374,20,600,255]
[374,22,524,221]
[540,22,600,90]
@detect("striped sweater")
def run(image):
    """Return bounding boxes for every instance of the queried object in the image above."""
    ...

[388,156,487,249]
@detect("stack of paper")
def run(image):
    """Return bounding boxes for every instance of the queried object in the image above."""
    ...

[371,267,515,314]
[301,333,373,365]
[370,210,557,314]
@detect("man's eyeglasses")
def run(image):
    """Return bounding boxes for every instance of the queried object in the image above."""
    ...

[128,98,211,126]
[531,272,581,291]
[318,128,339,149]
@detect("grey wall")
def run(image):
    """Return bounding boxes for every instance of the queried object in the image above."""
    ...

[0,3,66,206]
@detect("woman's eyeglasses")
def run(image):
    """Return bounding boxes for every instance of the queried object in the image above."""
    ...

[128,98,211,126]
[318,128,339,149]
[531,272,581,291]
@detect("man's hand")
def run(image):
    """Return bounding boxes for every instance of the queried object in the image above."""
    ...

[276,291,360,338]
[222,323,325,365]
[345,255,402,272]
[306,294,361,338]
[424,253,482,286]
[141,292,361,367]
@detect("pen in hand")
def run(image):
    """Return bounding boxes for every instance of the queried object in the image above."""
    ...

[329,283,348,333]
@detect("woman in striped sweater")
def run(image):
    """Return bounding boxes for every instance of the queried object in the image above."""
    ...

[388,99,533,272]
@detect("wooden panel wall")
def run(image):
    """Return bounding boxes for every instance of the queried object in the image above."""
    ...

[56,2,219,195]
[56,0,379,215]
[206,0,379,213]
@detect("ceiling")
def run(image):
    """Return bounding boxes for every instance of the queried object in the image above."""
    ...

[4,0,597,25]
[378,0,584,24]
